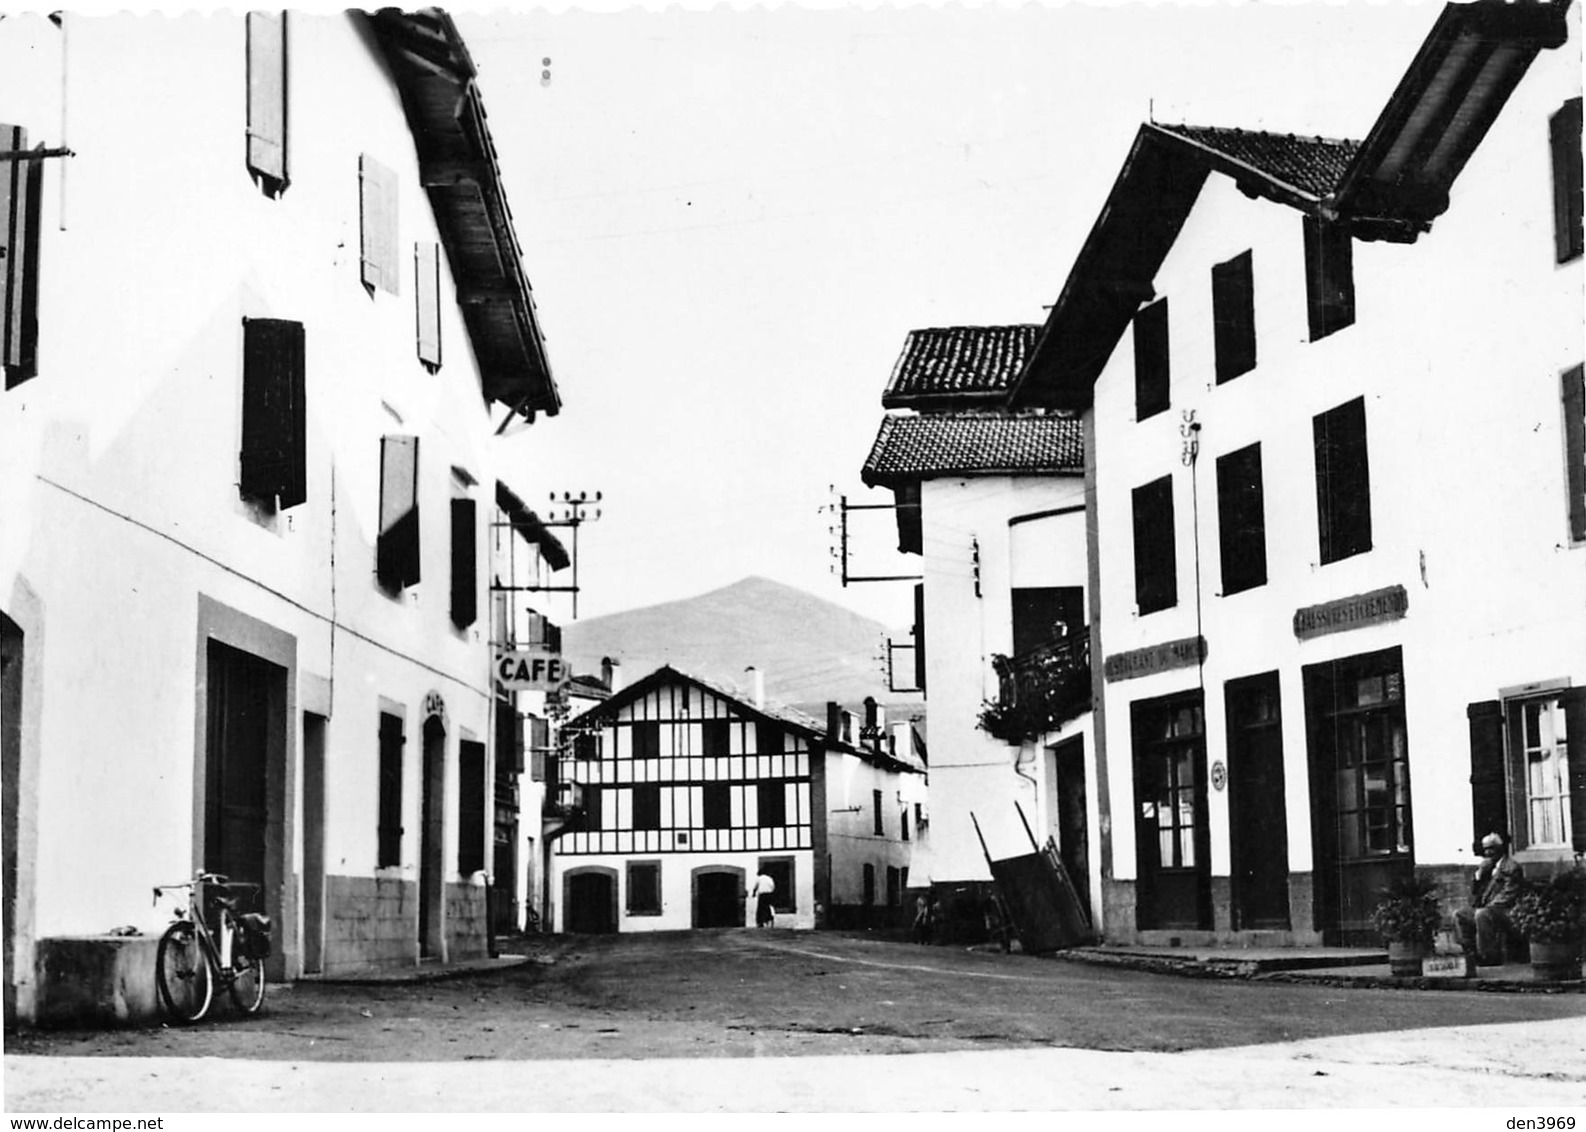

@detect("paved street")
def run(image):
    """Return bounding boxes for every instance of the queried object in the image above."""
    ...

[6,930,1586,1111]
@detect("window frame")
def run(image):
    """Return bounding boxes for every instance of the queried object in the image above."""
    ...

[701,782,731,830]
[756,779,787,828]
[632,783,662,832]
[701,718,731,759]
[1313,397,1373,565]
[631,721,661,760]
[1132,475,1178,615]
[1505,693,1576,851]
[1215,442,1268,596]
[449,497,477,629]
[239,317,307,510]
[872,788,885,837]
[757,856,796,913]
[1211,250,1257,384]
[626,860,662,916]
[377,711,404,868]
[457,739,486,874]
[377,435,421,590]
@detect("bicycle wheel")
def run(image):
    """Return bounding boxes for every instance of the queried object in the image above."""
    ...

[155,921,212,1023]
[227,951,266,1014]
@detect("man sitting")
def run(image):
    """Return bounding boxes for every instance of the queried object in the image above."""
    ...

[1455,831,1525,969]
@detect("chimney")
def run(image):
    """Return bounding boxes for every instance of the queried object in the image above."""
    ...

[744,665,765,709]
[827,701,842,742]
[601,656,623,693]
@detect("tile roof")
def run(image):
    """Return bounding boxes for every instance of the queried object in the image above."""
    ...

[882,326,1042,408]
[861,412,1085,486]
[1154,124,1361,199]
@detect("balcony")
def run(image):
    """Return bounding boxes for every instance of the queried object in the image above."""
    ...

[979,631,1092,744]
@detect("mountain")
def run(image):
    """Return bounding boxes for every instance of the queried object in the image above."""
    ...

[561,576,922,716]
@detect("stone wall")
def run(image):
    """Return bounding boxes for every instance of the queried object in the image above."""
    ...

[33,936,160,1027]
[445,881,488,961]
[323,875,417,973]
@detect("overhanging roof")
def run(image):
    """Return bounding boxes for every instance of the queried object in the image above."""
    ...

[861,412,1085,488]
[368,9,560,418]
[882,325,1042,410]
[496,480,570,570]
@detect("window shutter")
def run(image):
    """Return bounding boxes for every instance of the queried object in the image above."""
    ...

[1133,298,1170,420]
[1551,97,1583,265]
[1467,700,1508,855]
[377,712,404,867]
[548,620,563,654]
[912,582,926,693]
[359,154,399,296]
[457,740,486,874]
[1563,365,1586,543]
[377,435,420,589]
[1216,443,1267,595]
[1212,250,1256,383]
[529,717,549,781]
[415,241,442,368]
[1563,688,1586,854]
[1132,476,1177,614]
[495,701,522,778]
[450,497,477,628]
[1303,216,1355,341]
[2,123,43,385]
[245,12,289,192]
[240,318,306,509]
[1314,398,1372,563]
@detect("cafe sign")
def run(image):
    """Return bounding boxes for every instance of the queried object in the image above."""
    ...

[1103,636,1206,683]
[1293,585,1408,641]
[494,650,570,692]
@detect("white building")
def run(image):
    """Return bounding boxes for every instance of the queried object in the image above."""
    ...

[1,10,561,1021]
[548,666,924,932]
[1010,0,1583,944]
[860,327,1097,933]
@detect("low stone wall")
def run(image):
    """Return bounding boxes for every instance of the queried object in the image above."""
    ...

[33,935,160,1027]
[323,874,418,974]
[445,881,488,961]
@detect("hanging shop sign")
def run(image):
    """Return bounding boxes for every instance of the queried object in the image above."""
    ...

[1292,585,1408,641]
[494,650,570,692]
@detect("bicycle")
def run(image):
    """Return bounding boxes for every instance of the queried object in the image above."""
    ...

[151,872,270,1023]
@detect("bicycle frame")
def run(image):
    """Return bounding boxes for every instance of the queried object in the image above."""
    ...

[153,873,255,985]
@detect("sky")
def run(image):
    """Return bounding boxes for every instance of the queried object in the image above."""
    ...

[453,1,1443,629]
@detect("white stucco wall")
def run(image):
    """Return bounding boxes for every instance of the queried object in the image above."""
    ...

[548,849,818,933]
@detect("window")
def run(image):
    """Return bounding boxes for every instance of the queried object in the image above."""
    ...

[450,498,477,629]
[757,721,781,756]
[240,318,306,510]
[758,858,795,912]
[627,861,661,915]
[1133,297,1170,420]
[2,123,43,387]
[862,863,876,907]
[702,719,730,759]
[1011,587,1084,656]
[1132,476,1177,614]
[1473,690,1583,853]
[1303,216,1355,341]
[457,740,485,874]
[377,435,420,589]
[756,780,786,828]
[573,731,600,761]
[1215,443,1267,595]
[1212,250,1256,383]
[377,712,404,867]
[912,582,927,694]
[632,784,661,831]
[359,154,399,295]
[1313,397,1373,564]
[582,784,602,831]
[886,865,902,907]
[702,782,731,829]
[872,789,885,836]
[1510,698,1573,848]
[245,12,289,195]
[1552,97,1583,264]
[1564,365,1585,543]
[415,242,442,369]
[901,806,910,842]
[632,721,660,759]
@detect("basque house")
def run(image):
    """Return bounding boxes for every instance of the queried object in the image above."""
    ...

[548,665,925,932]
[1,9,560,1022]
[1009,0,1583,944]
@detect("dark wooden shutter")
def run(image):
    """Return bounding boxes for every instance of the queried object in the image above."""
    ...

[1467,700,1508,855]
[415,241,442,367]
[377,435,420,589]
[702,782,730,829]
[457,740,486,874]
[240,318,306,509]
[757,780,786,827]
[633,784,661,831]
[245,12,289,192]
[377,712,404,867]
[529,716,549,781]
[1563,688,1586,854]
[496,701,522,778]
[1551,97,1583,264]
[359,154,399,295]
[1132,476,1177,614]
[1216,443,1267,595]
[912,582,927,692]
[583,784,602,831]
[1314,397,1372,563]
[450,497,477,628]
[2,124,43,385]
[1563,365,1586,543]
[1212,250,1256,383]
[1303,216,1355,341]
[1133,298,1170,420]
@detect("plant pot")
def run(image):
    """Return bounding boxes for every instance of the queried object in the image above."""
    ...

[1528,938,1583,981]
[1386,939,1425,977]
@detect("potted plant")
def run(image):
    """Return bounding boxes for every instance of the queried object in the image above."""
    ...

[1370,871,1444,976]
[1510,867,1586,981]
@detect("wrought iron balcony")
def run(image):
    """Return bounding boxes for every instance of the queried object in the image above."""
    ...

[979,630,1092,744]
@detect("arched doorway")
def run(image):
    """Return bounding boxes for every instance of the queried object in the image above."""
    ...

[692,865,746,929]
[419,715,447,959]
[563,866,617,933]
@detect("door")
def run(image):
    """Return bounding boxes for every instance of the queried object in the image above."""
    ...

[302,713,327,974]
[418,717,446,958]
[566,871,616,933]
[1132,692,1211,931]
[1052,737,1091,915]
[1304,649,1413,945]
[2,612,22,1025]
[1226,673,1291,930]
[205,642,274,887]
[694,871,743,928]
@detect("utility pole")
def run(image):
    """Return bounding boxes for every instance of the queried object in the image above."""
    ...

[542,490,602,620]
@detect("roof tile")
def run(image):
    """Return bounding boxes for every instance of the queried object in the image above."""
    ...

[1155,124,1361,198]
[861,412,1085,485]
[883,325,1042,407]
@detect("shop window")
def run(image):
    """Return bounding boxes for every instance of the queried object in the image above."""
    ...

[359,154,399,295]
[627,861,661,916]
[632,784,661,832]
[240,318,307,510]
[1552,97,1583,264]
[1011,586,1083,657]
[1313,397,1372,564]
[457,740,485,874]
[1216,443,1267,595]
[1,123,43,387]
[1564,365,1585,543]
[1212,250,1256,383]
[377,712,404,867]
[702,718,730,759]
[450,497,477,629]
[415,241,442,369]
[1133,297,1170,420]
[632,721,660,759]
[756,780,786,828]
[1304,216,1354,341]
[377,435,420,590]
[1132,475,1177,614]
[702,782,730,829]
[245,12,289,195]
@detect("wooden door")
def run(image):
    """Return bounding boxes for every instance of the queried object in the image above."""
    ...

[1052,737,1091,914]
[695,871,743,928]
[567,871,616,933]
[1226,673,1291,930]
[205,642,272,887]
[1132,693,1211,931]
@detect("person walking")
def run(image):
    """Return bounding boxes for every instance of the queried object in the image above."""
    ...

[751,871,777,928]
